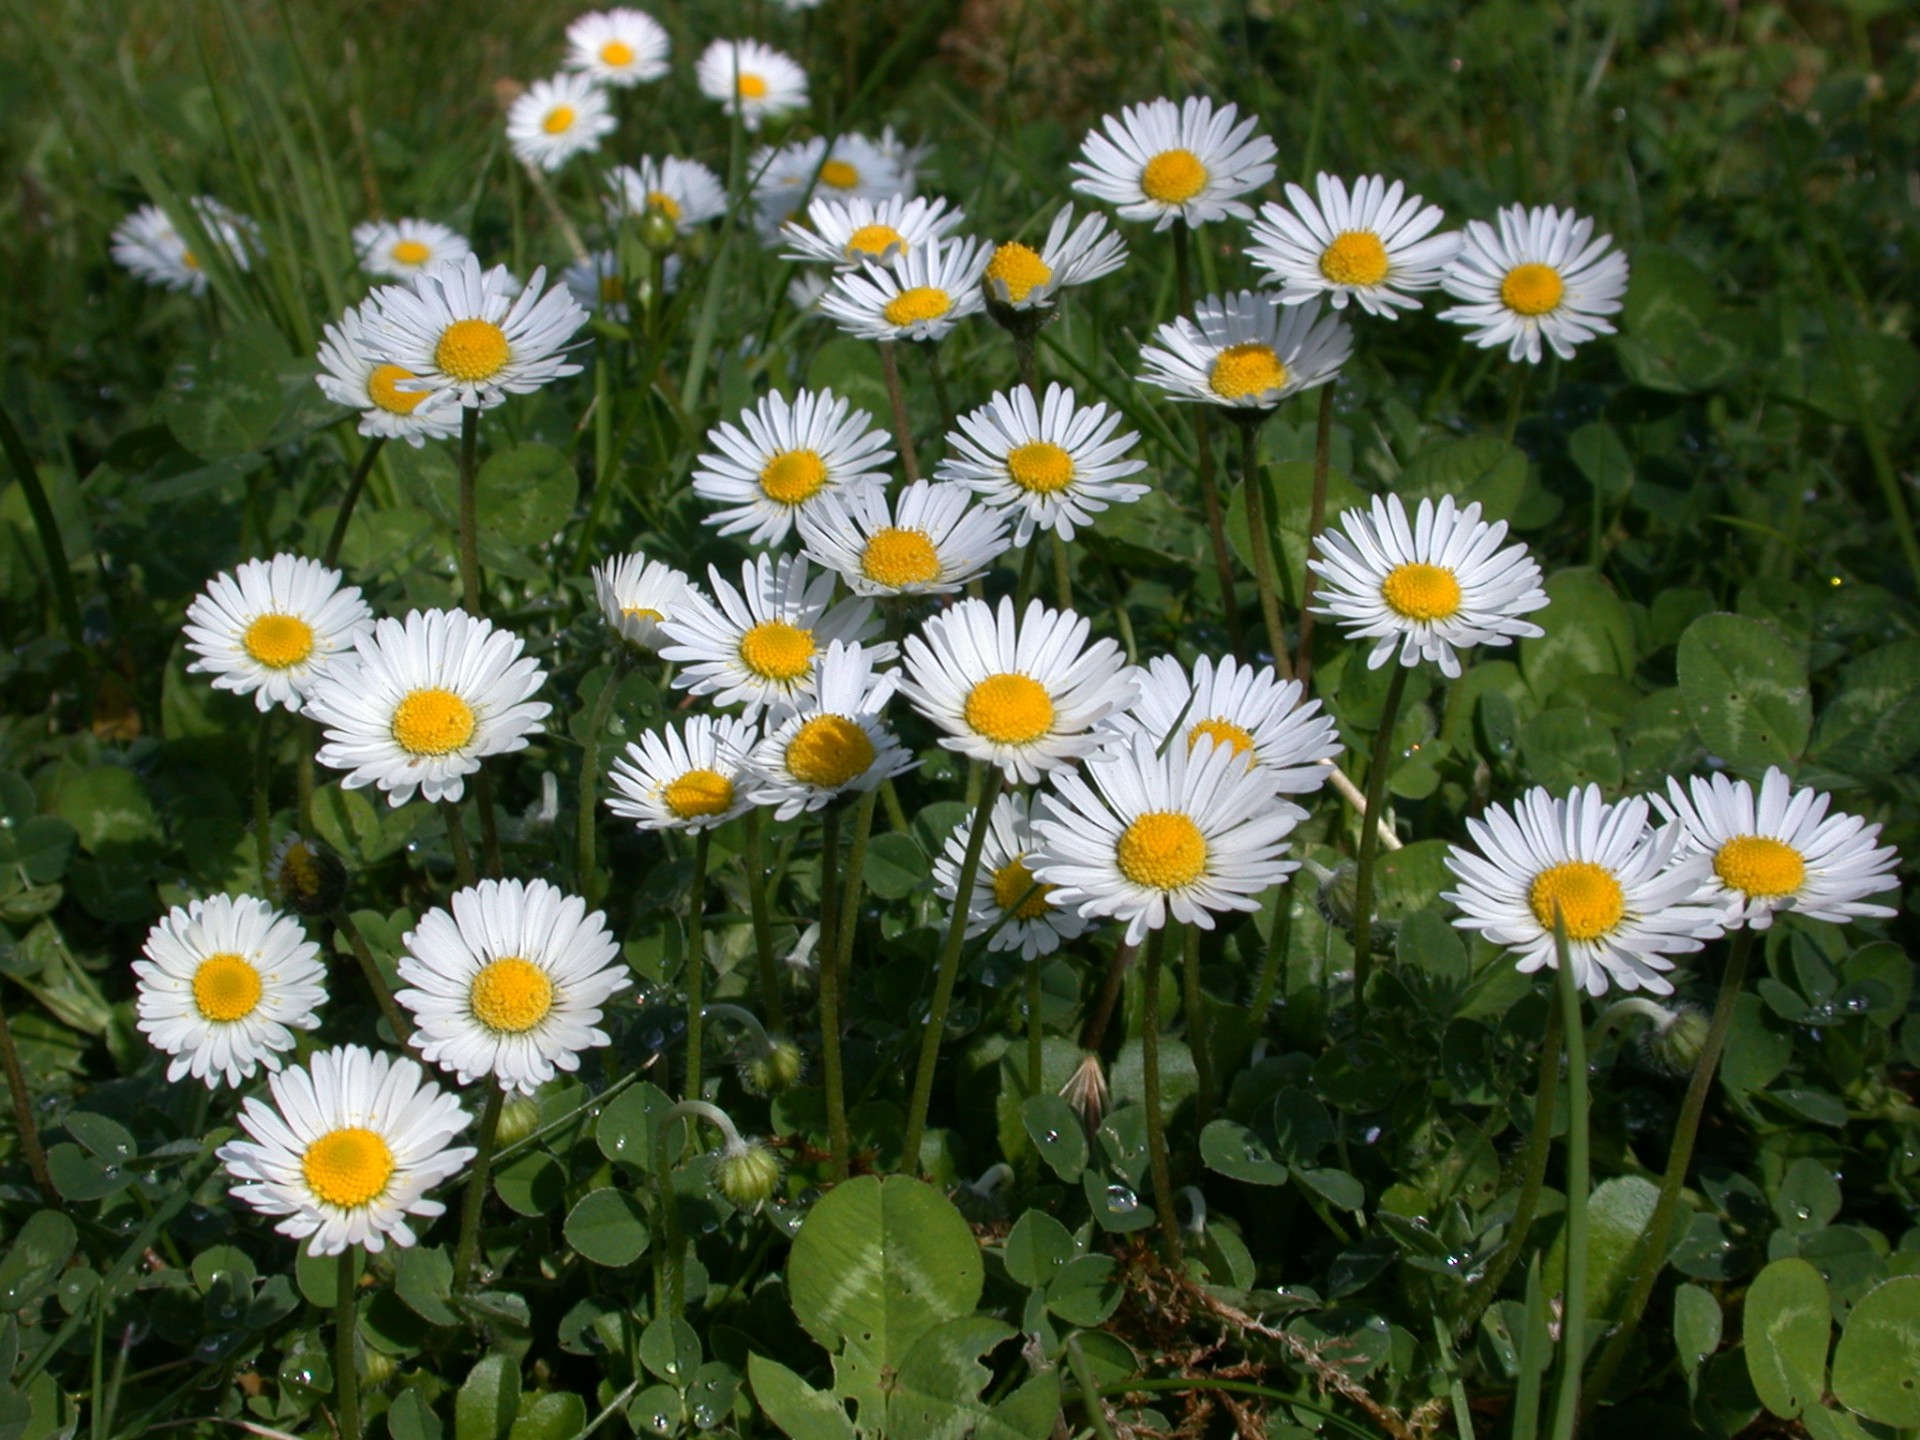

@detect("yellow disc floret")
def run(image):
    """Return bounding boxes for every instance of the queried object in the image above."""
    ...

[367,364,429,415]
[785,715,875,788]
[964,673,1055,744]
[1380,562,1463,622]
[646,191,682,222]
[846,224,907,258]
[391,239,432,267]
[1188,717,1256,760]
[860,528,942,587]
[1140,149,1209,204]
[758,449,830,505]
[882,286,953,328]
[1527,861,1627,941]
[991,857,1053,920]
[543,106,576,135]
[736,73,768,99]
[819,160,860,190]
[242,614,316,670]
[390,687,477,757]
[1714,835,1807,899]
[469,956,556,1034]
[1116,811,1208,890]
[302,1126,395,1210]
[985,242,1054,304]
[738,620,816,681]
[621,605,663,623]
[598,274,626,305]
[1319,231,1391,287]
[1500,263,1565,316]
[601,39,635,67]
[664,768,735,820]
[1208,343,1288,401]
[435,319,511,383]
[192,953,263,1023]
[1005,441,1076,494]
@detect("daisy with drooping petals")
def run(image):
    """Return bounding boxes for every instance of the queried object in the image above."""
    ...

[1140,290,1352,411]
[697,39,808,131]
[307,609,550,808]
[1070,97,1276,232]
[659,553,887,718]
[507,72,617,172]
[352,218,472,280]
[982,206,1127,312]
[1308,492,1548,679]
[1248,174,1460,317]
[935,382,1148,544]
[184,553,373,714]
[608,714,764,832]
[691,388,894,546]
[818,234,992,343]
[1031,733,1305,945]
[899,596,1137,784]
[111,198,257,294]
[220,1045,475,1256]
[1655,768,1901,932]
[934,791,1089,961]
[1104,654,1342,795]
[605,157,728,233]
[1438,203,1629,364]
[316,298,463,445]
[396,879,631,1096]
[798,481,1010,597]
[135,894,327,1089]
[564,8,671,86]
[748,642,915,820]
[1444,785,1724,997]
[780,195,965,270]
[592,552,695,652]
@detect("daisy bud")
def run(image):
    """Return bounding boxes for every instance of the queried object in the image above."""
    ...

[638,209,679,254]
[741,1037,806,1097]
[714,1138,783,1212]
[271,834,347,918]
[495,1095,542,1148]
[1644,1004,1712,1077]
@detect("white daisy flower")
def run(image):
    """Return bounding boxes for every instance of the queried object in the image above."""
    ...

[933,791,1089,961]
[110,198,257,294]
[507,71,617,173]
[658,553,887,718]
[1103,653,1342,794]
[982,206,1128,311]
[359,254,587,412]
[395,879,631,1096]
[788,270,831,316]
[605,157,728,233]
[1443,785,1724,997]
[134,894,327,1089]
[898,596,1137,784]
[1654,768,1901,932]
[697,39,808,132]
[1031,732,1305,946]
[752,135,904,227]
[1437,203,1630,364]
[817,234,992,343]
[564,7,671,86]
[1139,290,1353,411]
[592,552,696,652]
[1247,174,1461,317]
[748,641,915,820]
[690,387,894,546]
[351,218,472,280]
[1069,96,1276,232]
[1308,492,1548,679]
[220,1044,475,1256]
[780,194,966,270]
[607,714,764,832]
[934,381,1148,544]
[184,553,373,714]
[307,608,550,808]
[315,298,463,445]
[797,480,1010,596]
[562,249,681,324]
[874,125,932,196]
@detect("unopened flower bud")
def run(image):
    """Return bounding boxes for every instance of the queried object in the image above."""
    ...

[714,1139,782,1212]
[495,1096,542,1147]
[1645,1004,1712,1076]
[741,1037,806,1096]
[638,210,679,254]
[271,834,346,917]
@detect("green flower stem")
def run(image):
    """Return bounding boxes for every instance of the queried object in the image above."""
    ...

[1580,927,1756,1414]
[1503,368,1530,447]
[819,806,841,977]
[320,435,385,570]
[1078,938,1135,1052]
[331,908,412,1044]
[440,800,476,889]
[253,713,274,884]
[742,808,786,1033]
[450,1084,505,1291]
[297,723,316,835]
[1294,385,1336,687]
[683,830,713,1103]
[334,1248,360,1440]
[0,986,59,1208]
[925,343,954,437]
[1141,921,1185,1269]
[816,804,850,1182]
[576,650,624,906]
[653,1100,743,1318]
[1025,958,1044,1098]
[1547,924,1590,1440]
[1012,326,1042,397]
[456,406,482,615]
[902,772,1001,1173]
[1246,883,1293,1023]
[1236,416,1293,680]
[878,340,920,485]
[1171,221,1245,659]
[834,789,879,1014]
[473,771,503,880]
[1051,531,1074,611]
[1182,924,1214,1126]
[1349,662,1410,1029]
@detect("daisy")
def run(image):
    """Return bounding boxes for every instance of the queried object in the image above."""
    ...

[315,298,462,445]
[1437,203,1629,364]
[359,254,587,412]
[933,791,1089,960]
[898,596,1137,784]
[607,714,764,832]
[351,218,472,280]
[1031,732,1304,945]
[1654,768,1901,932]
[307,608,550,808]
[817,235,991,343]
[592,552,696,652]
[752,135,904,223]
[1247,174,1460,317]
[110,198,257,294]
[1139,290,1352,411]
[184,553,373,714]
[1070,97,1276,232]
[780,195,965,270]
[564,8,671,86]
[396,879,631,1096]
[605,157,728,233]
[1308,492,1548,679]
[562,249,680,324]
[220,1045,475,1256]
[748,642,915,820]
[690,387,893,546]
[135,894,327,1089]
[1103,653,1342,794]
[658,553,886,718]
[982,206,1128,312]
[697,39,808,132]
[797,481,1010,596]
[1443,785,1724,997]
[506,72,617,173]
[935,382,1148,544]
[875,125,932,197]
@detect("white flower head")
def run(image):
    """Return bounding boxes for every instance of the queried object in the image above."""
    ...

[507,71,617,172]
[933,791,1089,961]
[752,135,905,229]
[565,8,671,86]
[691,387,894,546]
[111,198,258,294]
[1247,174,1461,317]
[351,218,472,280]
[697,39,808,131]
[798,480,1011,597]
[592,552,696,652]
[605,157,728,233]
[563,249,680,324]
[1103,653,1342,795]
[1070,97,1276,231]
[608,714,765,832]
[780,194,966,271]
[1139,290,1353,410]
[316,297,463,445]
[982,206,1128,311]
[1438,203,1629,364]
[184,553,374,713]
[748,641,916,820]
[817,234,992,343]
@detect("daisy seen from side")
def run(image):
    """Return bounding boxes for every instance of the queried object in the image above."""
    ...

[184,553,373,714]
[748,641,915,820]
[608,714,764,832]
[798,480,1010,597]
[780,194,965,270]
[691,387,894,546]
[315,298,462,445]
[507,71,617,173]
[352,218,472,280]
[982,206,1128,312]
[1247,173,1460,317]
[1139,290,1352,411]
[933,791,1090,961]
[697,39,808,131]
[592,552,696,652]
[1438,203,1629,364]
[817,234,991,343]
[564,8,671,86]
[1103,653,1342,795]
[1070,96,1276,231]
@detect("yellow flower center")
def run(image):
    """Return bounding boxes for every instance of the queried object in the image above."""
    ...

[1713,835,1807,899]
[277,839,324,903]
[759,448,830,504]
[963,673,1054,744]
[1116,812,1208,890]
[1005,441,1075,494]
[599,274,626,305]
[242,614,316,669]
[543,105,576,135]
[1208,343,1288,401]
[621,605,662,623]
[1188,717,1256,759]
[469,956,555,1033]
[1380,562,1463,622]
[860,527,942,587]
[601,39,636,67]
[367,363,428,415]
[1527,861,1627,941]
[390,687,477,756]
[846,223,907,258]
[882,287,953,328]
[1500,262,1565,317]
[1140,148,1209,204]
[664,768,735,820]
[1319,230,1390,287]
[991,857,1053,920]
[738,620,816,681]
[985,241,1054,303]
[820,160,860,189]
[191,953,263,1023]
[390,239,432,267]
[736,73,768,99]
[182,250,201,270]
[301,1126,395,1210]
[435,318,511,383]
[785,715,875,788]
[646,191,682,221]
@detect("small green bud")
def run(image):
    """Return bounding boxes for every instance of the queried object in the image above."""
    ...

[357,1345,397,1388]
[638,210,679,254]
[272,834,347,917]
[495,1096,542,1147]
[714,1139,782,1212]
[741,1037,806,1096]
[1646,1004,1712,1076]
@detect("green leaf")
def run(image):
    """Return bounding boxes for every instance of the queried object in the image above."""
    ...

[1783,332,1920,425]
[1774,1158,1842,1235]
[1552,1176,1659,1328]
[806,339,890,427]
[639,1315,703,1390]
[63,1112,135,1164]
[596,1082,674,1170]
[1297,1167,1365,1211]
[1677,613,1811,770]
[563,1188,652,1268]
[394,1246,458,1327]
[45,1142,130,1202]
[747,1354,854,1440]
[1811,638,1920,778]
[159,320,289,460]
[1675,1283,1723,1380]
[1393,436,1528,522]
[493,1152,566,1218]
[1830,1276,1920,1424]
[387,1387,443,1440]
[1744,1258,1832,1419]
[456,1355,521,1440]
[474,444,580,547]
[1019,1095,1087,1182]
[0,1211,76,1309]
[1199,1118,1288,1186]
[52,766,159,853]
[508,1393,586,1440]
[1568,422,1634,497]
[888,1316,1061,1440]
[1519,706,1623,790]
[1521,568,1635,703]
[1045,1255,1122,1328]
[862,832,928,900]
[1002,1210,1076,1290]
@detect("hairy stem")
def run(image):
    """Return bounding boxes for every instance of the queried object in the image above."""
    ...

[1141,922,1185,1269]
[1294,385,1335,687]
[321,436,386,570]
[1350,663,1410,1028]
[451,1085,505,1290]
[878,341,920,485]
[743,807,786,1033]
